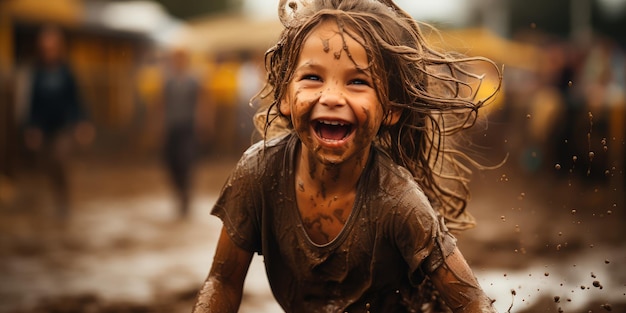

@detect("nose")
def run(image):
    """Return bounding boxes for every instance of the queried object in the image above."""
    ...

[319,82,346,108]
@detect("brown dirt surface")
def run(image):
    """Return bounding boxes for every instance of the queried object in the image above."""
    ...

[1,151,624,313]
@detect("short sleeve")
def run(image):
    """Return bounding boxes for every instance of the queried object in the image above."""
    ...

[392,188,457,285]
[211,144,264,253]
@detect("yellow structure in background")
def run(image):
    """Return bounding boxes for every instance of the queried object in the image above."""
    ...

[427,28,540,114]
[183,14,282,54]
[182,16,542,116]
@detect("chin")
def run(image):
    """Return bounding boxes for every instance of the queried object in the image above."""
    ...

[317,148,357,167]
[318,156,345,166]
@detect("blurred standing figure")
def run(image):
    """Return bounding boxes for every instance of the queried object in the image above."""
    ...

[162,49,200,218]
[235,51,263,153]
[24,25,91,220]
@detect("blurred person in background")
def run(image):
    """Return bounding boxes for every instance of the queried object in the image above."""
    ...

[161,48,201,218]
[235,50,263,153]
[23,24,93,220]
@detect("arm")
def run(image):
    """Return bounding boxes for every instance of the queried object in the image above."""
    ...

[192,227,254,313]
[429,247,497,313]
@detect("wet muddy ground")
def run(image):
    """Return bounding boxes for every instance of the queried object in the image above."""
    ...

[0,152,624,313]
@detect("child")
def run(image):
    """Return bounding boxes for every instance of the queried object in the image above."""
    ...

[193,0,500,312]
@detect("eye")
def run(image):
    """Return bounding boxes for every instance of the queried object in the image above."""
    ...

[301,74,321,81]
[349,78,371,86]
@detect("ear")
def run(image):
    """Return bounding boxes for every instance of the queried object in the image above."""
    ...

[382,108,402,126]
[279,98,291,116]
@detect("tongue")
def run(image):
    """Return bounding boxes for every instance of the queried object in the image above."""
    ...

[318,124,350,140]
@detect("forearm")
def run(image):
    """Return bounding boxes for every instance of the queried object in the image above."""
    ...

[449,294,496,313]
[431,248,498,313]
[193,228,252,313]
[192,276,242,313]
[441,267,496,313]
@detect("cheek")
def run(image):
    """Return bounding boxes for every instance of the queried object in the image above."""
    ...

[279,89,301,118]
[357,105,383,134]
[295,90,322,107]
[293,100,315,130]
[291,90,320,132]
[349,107,377,148]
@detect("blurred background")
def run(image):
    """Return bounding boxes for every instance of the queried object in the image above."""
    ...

[0,0,624,312]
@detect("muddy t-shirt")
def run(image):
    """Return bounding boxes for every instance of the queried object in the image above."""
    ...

[212,133,456,313]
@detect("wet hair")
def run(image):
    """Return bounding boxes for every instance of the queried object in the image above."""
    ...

[256,0,501,231]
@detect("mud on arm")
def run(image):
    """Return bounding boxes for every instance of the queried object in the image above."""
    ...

[429,247,497,313]
[192,227,253,313]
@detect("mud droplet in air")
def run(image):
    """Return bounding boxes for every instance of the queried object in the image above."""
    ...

[555,163,561,170]
[600,303,612,311]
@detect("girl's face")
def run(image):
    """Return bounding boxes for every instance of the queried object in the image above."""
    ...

[281,20,390,166]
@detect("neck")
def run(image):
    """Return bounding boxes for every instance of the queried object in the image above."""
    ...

[296,144,371,198]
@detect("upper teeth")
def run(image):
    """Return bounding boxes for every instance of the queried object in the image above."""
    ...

[320,120,347,126]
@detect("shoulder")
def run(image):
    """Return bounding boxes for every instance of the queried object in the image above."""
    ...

[233,132,295,178]
[242,132,293,161]
[369,149,437,224]
[372,149,428,204]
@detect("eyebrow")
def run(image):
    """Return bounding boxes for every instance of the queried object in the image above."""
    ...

[295,61,371,76]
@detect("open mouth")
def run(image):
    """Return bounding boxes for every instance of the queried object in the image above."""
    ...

[314,120,354,142]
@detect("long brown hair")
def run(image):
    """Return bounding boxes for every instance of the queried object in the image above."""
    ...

[256,0,502,231]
